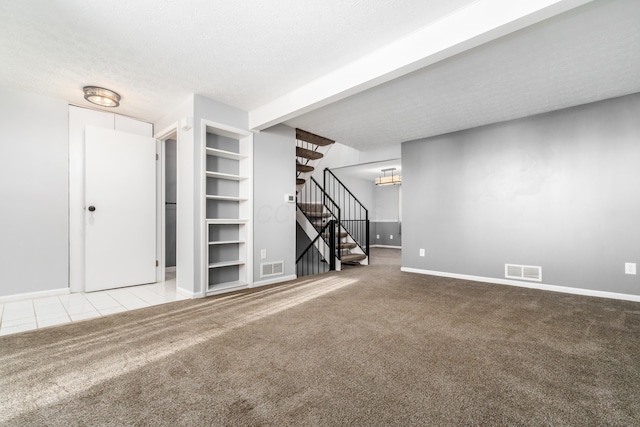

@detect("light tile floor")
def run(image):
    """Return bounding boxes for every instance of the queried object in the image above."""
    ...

[0,271,186,336]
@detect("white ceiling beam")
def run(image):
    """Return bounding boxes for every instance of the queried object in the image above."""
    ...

[249,0,593,131]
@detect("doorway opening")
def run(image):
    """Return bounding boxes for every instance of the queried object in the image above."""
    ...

[163,133,178,284]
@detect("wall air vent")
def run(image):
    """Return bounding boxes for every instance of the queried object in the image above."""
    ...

[505,264,542,282]
[261,261,284,278]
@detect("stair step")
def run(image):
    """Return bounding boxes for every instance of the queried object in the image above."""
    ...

[299,203,323,210]
[296,163,314,173]
[341,253,367,263]
[308,211,332,218]
[338,242,357,250]
[323,231,348,239]
[296,146,324,160]
[296,129,335,147]
[296,178,305,185]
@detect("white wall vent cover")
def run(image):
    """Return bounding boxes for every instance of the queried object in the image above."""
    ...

[261,261,284,278]
[505,264,542,282]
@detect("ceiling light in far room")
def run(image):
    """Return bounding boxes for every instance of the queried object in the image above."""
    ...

[83,86,121,107]
[375,168,402,186]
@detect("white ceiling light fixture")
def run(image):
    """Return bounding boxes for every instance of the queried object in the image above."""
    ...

[83,86,121,107]
[375,168,402,186]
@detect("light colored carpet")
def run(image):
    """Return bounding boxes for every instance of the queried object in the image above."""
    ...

[1,248,639,426]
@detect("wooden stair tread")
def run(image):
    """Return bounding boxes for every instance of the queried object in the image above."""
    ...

[307,212,332,218]
[296,163,314,173]
[296,129,335,147]
[323,231,348,239]
[341,253,367,263]
[338,242,357,249]
[296,146,324,160]
[296,178,305,185]
[299,203,323,210]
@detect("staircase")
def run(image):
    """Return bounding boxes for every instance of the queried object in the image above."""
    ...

[295,128,334,188]
[295,129,369,277]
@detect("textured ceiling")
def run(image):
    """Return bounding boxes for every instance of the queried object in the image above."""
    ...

[2,1,637,151]
[285,0,640,149]
[0,0,475,122]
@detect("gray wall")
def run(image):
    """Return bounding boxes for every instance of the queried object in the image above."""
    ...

[331,171,374,212]
[165,139,177,268]
[371,184,402,247]
[0,88,69,297]
[402,93,640,295]
[253,124,296,282]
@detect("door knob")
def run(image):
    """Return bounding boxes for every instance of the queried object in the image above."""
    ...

[88,206,96,212]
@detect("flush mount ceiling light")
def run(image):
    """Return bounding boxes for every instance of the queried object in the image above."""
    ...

[83,86,121,107]
[375,168,402,186]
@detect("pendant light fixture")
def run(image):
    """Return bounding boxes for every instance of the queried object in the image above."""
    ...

[375,168,402,186]
[83,86,121,107]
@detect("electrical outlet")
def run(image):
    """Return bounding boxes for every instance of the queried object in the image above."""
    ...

[376,234,380,239]
[625,262,636,275]
[419,249,425,257]
[261,249,267,259]
[390,235,393,239]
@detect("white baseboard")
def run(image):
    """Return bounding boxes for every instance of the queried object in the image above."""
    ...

[176,286,196,299]
[371,245,402,249]
[252,274,297,289]
[165,266,176,273]
[0,287,70,303]
[400,267,640,303]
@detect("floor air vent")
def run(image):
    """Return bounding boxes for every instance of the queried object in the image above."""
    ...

[261,261,284,278]
[505,264,542,282]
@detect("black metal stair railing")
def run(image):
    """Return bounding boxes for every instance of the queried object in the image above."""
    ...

[296,177,342,276]
[324,168,369,256]
[296,220,335,277]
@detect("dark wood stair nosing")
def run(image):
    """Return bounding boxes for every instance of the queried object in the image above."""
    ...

[296,129,335,147]
[296,163,314,173]
[296,146,324,160]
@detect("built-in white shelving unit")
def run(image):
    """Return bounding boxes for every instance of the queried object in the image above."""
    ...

[203,121,253,296]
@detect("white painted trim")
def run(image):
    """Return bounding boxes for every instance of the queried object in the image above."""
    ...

[400,267,640,303]
[165,266,176,273]
[252,275,298,289]
[249,0,592,130]
[201,119,252,138]
[156,138,164,283]
[371,245,402,249]
[155,123,179,286]
[176,286,196,299]
[0,288,70,303]
[206,283,249,296]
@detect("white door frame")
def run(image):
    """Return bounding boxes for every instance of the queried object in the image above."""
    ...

[154,123,179,284]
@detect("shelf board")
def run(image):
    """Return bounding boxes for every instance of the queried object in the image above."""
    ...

[206,218,248,225]
[205,195,249,202]
[209,240,246,245]
[206,171,247,181]
[208,260,245,268]
[206,147,247,160]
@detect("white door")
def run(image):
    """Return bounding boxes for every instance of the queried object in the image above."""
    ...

[85,126,157,292]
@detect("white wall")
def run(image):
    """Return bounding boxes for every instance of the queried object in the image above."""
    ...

[0,88,69,298]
